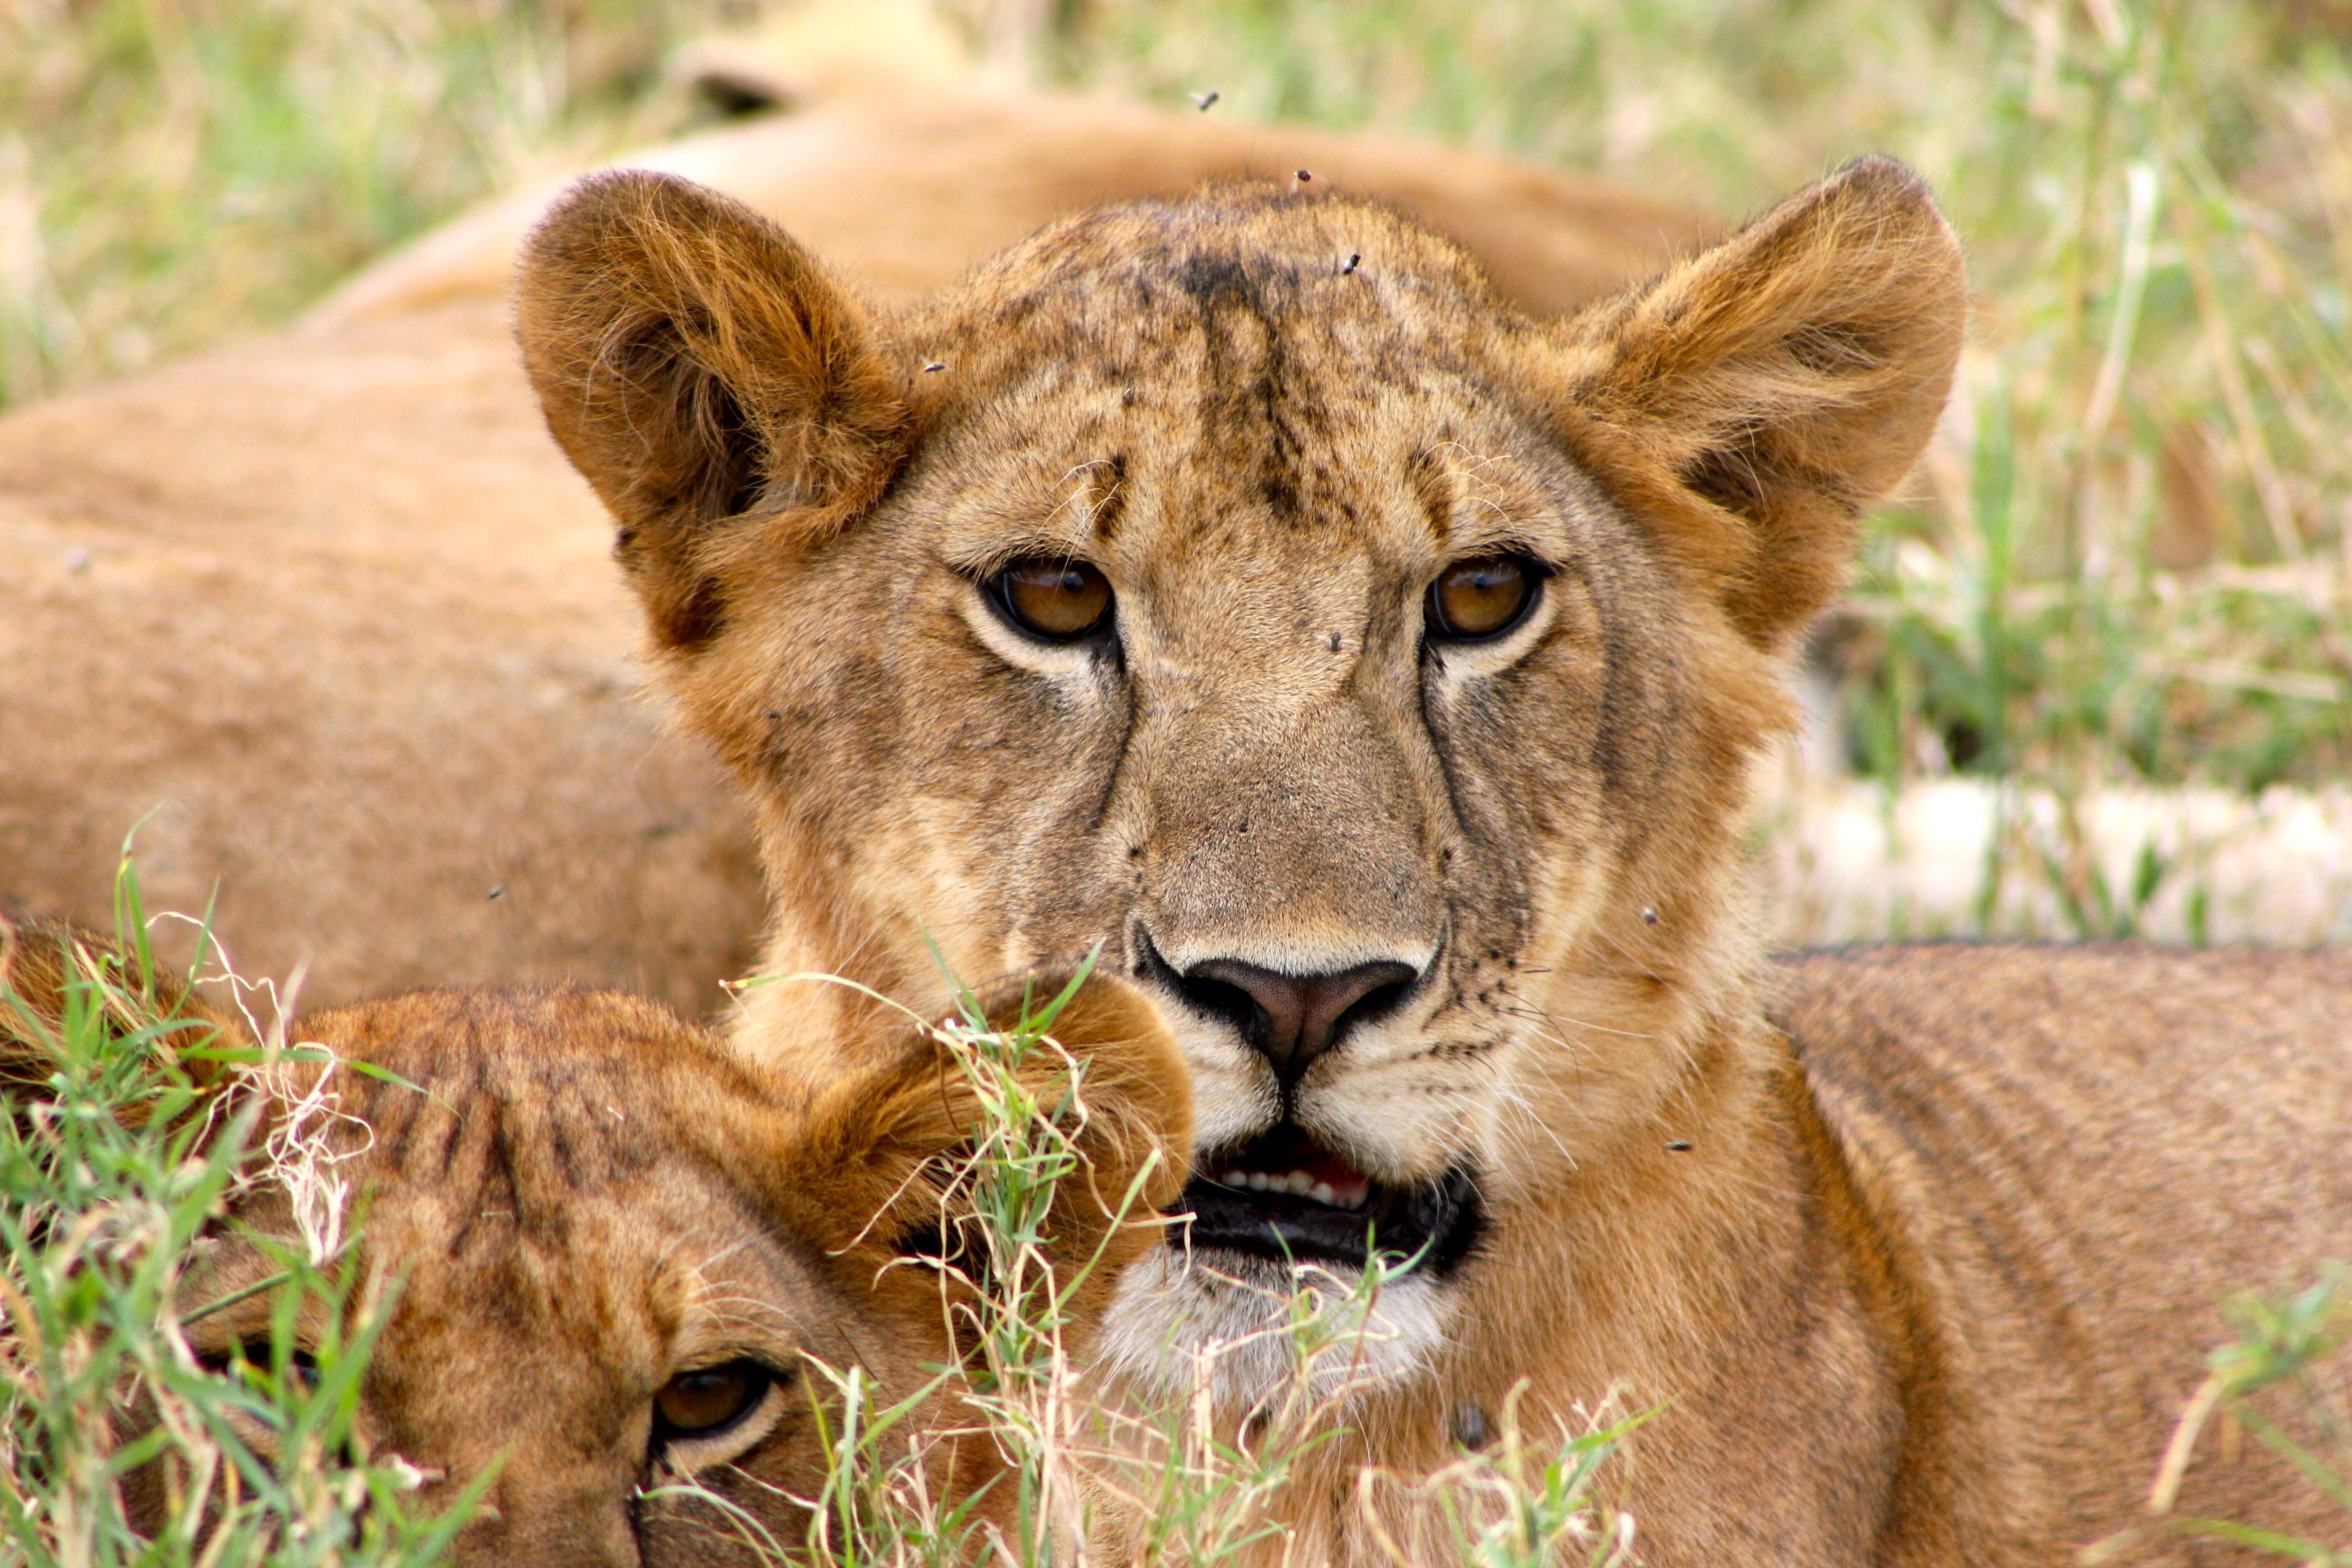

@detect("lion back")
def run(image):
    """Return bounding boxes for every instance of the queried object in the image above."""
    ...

[1774,943,2352,1558]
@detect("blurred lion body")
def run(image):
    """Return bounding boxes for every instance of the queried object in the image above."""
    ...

[0,14,1708,1013]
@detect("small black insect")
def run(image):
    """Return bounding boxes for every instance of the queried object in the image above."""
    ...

[1341,252,1360,275]
[923,360,946,374]
[1667,1140,1694,1153]
[1191,90,1219,111]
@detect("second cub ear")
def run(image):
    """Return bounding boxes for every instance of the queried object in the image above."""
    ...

[1,913,251,1126]
[777,969,1192,1332]
[1544,156,1966,652]
[514,171,911,649]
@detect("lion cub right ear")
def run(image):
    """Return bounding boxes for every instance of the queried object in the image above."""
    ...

[514,172,912,650]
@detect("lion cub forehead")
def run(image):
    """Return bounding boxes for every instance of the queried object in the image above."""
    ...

[294,993,848,1354]
[918,186,1514,379]
[305,988,795,1205]
[904,190,1572,573]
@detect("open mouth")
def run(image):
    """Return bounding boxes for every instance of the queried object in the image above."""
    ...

[1176,1123,1485,1276]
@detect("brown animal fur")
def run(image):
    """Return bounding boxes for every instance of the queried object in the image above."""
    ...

[515,158,2352,1563]
[0,913,1190,1565]
[0,35,1709,1014]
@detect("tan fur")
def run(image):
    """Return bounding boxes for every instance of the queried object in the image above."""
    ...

[515,156,2352,1563]
[0,913,1190,1564]
[0,48,1708,1015]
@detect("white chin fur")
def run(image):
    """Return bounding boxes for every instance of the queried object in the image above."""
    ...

[1093,1243,1454,1414]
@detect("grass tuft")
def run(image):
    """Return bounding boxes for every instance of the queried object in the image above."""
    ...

[0,858,478,1568]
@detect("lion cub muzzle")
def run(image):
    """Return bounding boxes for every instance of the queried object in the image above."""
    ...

[1130,935,1486,1278]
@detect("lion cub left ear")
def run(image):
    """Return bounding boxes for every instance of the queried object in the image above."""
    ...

[2,914,252,1125]
[514,171,911,650]
[1544,156,1965,652]
[775,970,1192,1330]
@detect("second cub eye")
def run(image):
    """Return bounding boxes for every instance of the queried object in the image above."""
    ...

[201,1340,319,1392]
[654,1360,771,1439]
[987,558,1114,642]
[1426,555,1542,642]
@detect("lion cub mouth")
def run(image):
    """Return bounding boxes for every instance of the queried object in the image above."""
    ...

[1180,1123,1485,1275]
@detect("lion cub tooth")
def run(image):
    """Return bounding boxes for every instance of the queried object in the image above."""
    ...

[1308,1181,1338,1206]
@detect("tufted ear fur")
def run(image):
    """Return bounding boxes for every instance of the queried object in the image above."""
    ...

[0,913,250,1128]
[775,969,1192,1338]
[1544,156,1965,651]
[514,171,911,649]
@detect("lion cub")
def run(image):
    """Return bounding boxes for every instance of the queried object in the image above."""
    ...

[0,916,1189,1564]
[511,157,2352,1564]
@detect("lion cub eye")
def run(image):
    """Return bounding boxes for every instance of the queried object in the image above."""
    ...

[653,1359,773,1440]
[1426,555,1543,642]
[986,558,1114,642]
[201,1340,319,1392]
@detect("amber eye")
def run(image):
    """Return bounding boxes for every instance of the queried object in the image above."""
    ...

[653,1359,773,1440]
[986,558,1114,642]
[1426,555,1542,642]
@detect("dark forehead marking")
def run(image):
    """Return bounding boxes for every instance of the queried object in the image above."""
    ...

[486,1112,527,1229]
[372,1067,441,1172]
[1175,250,1259,307]
[445,1101,521,1259]
[1164,252,1337,531]
[544,1112,582,1188]
[377,1057,686,1259]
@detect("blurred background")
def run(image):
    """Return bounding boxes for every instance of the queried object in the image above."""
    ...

[4,0,2347,944]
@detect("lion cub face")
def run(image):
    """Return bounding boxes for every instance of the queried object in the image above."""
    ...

[2,924,1184,1562]
[180,993,903,1564]
[519,164,1962,1394]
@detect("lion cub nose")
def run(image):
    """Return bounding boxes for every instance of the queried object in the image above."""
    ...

[1181,958,1419,1085]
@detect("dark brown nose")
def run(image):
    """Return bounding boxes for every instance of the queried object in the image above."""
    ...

[1177,957,1419,1085]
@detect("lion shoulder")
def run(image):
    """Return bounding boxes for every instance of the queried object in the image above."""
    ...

[1773,942,2352,1505]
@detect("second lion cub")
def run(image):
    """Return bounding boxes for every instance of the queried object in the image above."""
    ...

[0,915,1190,1564]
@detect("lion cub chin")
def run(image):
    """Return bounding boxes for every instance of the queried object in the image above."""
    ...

[0,916,1189,1566]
